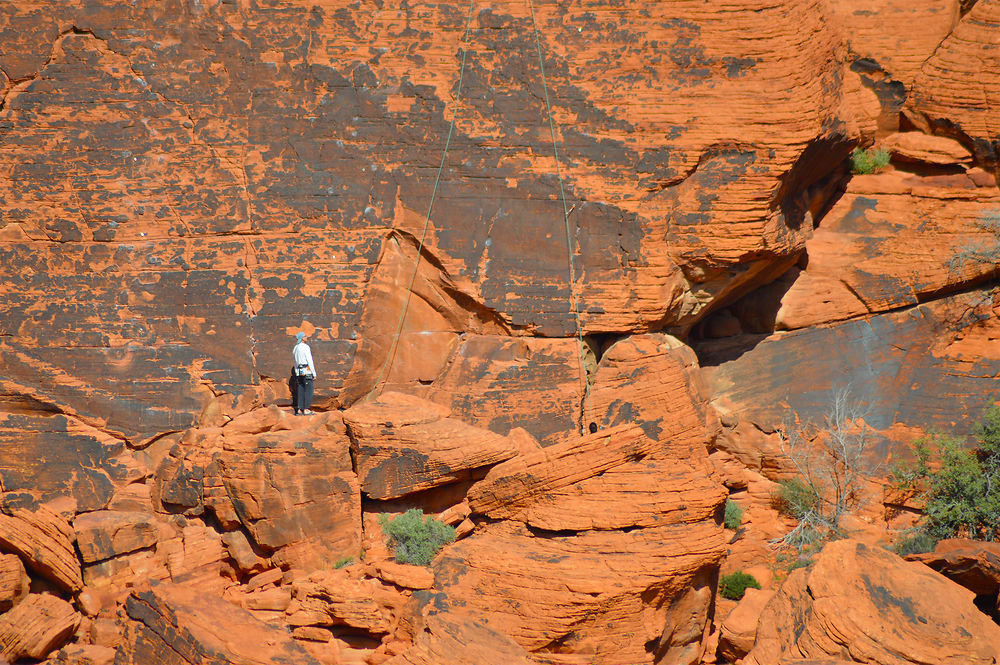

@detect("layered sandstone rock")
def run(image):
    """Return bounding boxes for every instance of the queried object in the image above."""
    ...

[466,423,656,519]
[590,334,720,455]
[431,520,724,665]
[0,593,80,662]
[343,393,519,499]
[287,570,400,636]
[718,587,774,663]
[116,582,321,665]
[0,0,861,444]
[386,610,535,665]
[0,553,28,613]
[744,540,1000,665]
[0,506,82,592]
[422,335,586,446]
[912,0,1000,169]
[771,169,1000,331]
[906,538,1000,597]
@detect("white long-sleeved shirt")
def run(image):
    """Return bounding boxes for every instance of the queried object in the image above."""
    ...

[293,342,316,378]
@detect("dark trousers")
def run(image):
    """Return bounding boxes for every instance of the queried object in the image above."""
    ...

[295,376,314,413]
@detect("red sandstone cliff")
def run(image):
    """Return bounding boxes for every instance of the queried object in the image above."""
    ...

[1,0,1000,664]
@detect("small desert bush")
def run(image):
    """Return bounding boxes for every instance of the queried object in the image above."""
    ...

[378,509,456,566]
[334,556,354,569]
[719,571,761,600]
[774,477,821,521]
[724,499,744,530]
[892,529,938,557]
[850,147,891,174]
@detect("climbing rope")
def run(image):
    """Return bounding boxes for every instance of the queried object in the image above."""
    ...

[527,0,593,433]
[368,0,594,435]
[365,0,479,402]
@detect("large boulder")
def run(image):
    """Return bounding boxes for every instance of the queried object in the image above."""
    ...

[744,539,1000,665]
[0,593,80,662]
[115,582,321,665]
[0,505,82,592]
[343,392,519,499]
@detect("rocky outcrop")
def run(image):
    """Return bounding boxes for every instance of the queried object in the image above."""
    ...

[744,540,1000,665]
[116,582,321,665]
[386,610,535,665]
[912,0,1000,169]
[907,538,1000,599]
[466,423,657,519]
[0,0,863,444]
[770,168,1000,331]
[343,392,519,499]
[3,0,1000,664]
[0,506,82,592]
[702,286,1000,449]
[431,520,724,665]
[590,334,721,455]
[718,588,774,663]
[0,593,79,662]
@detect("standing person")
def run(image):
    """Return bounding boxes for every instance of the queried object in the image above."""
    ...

[292,331,317,415]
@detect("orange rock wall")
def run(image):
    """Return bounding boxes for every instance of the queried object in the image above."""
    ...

[2,0,1000,664]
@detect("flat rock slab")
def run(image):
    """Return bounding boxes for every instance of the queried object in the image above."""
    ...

[745,539,1000,665]
[345,393,519,499]
[117,582,321,665]
[907,538,1000,596]
[466,423,656,520]
[0,593,80,662]
[514,455,726,532]
[74,510,159,564]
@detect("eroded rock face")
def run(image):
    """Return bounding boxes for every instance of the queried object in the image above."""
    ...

[744,540,1000,665]
[0,0,860,446]
[702,287,1000,450]
[116,582,321,665]
[2,0,1000,664]
[913,0,1000,169]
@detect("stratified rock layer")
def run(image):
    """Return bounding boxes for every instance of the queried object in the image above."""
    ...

[116,582,321,665]
[744,540,1000,665]
[0,0,859,444]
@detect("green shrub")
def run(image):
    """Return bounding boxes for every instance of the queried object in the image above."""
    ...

[719,571,761,600]
[334,556,354,569]
[896,404,1000,542]
[850,147,891,174]
[378,509,456,566]
[774,478,820,520]
[893,529,938,557]
[724,499,744,530]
